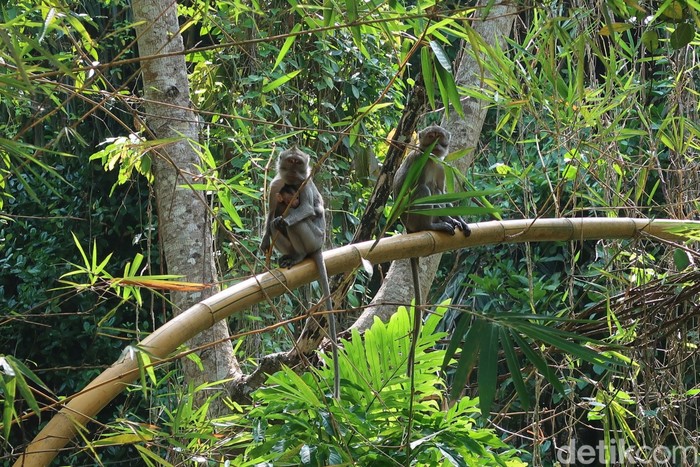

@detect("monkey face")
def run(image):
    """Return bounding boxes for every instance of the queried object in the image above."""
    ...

[419,125,450,155]
[278,148,310,185]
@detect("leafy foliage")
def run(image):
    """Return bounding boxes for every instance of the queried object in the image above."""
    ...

[246,305,526,465]
[108,305,527,465]
[3,0,700,464]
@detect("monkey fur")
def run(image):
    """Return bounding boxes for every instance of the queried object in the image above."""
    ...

[393,125,470,236]
[271,184,300,237]
[260,147,340,399]
[392,125,470,376]
[277,184,301,208]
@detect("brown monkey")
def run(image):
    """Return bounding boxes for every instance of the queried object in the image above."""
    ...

[270,184,300,238]
[392,125,470,376]
[276,184,301,210]
[260,147,340,399]
[393,125,470,235]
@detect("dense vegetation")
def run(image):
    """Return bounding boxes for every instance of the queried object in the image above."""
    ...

[2,0,700,465]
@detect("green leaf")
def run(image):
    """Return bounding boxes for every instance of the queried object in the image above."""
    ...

[500,330,531,410]
[673,248,691,270]
[449,318,486,401]
[413,189,503,205]
[442,312,472,371]
[434,62,465,118]
[134,444,174,467]
[3,355,50,392]
[642,30,660,51]
[478,322,498,418]
[517,322,620,370]
[421,47,436,110]
[511,332,566,396]
[273,24,302,72]
[218,189,243,229]
[387,140,436,224]
[429,40,452,72]
[262,70,302,93]
[2,375,16,442]
[671,23,694,49]
[410,205,501,217]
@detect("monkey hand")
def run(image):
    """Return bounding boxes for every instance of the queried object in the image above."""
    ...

[271,216,288,230]
[451,216,471,236]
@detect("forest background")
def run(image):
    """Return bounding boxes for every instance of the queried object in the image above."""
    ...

[2,0,700,465]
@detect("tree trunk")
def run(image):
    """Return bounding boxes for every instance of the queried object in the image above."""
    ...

[352,1,518,332]
[131,0,241,412]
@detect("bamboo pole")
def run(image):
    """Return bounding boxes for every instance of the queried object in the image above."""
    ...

[14,217,699,466]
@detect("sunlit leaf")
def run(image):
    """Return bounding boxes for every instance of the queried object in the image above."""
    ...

[421,47,436,110]
[273,24,301,72]
[661,0,685,20]
[262,70,302,93]
[599,22,633,35]
[429,40,452,72]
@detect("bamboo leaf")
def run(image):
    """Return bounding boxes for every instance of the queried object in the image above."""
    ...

[414,189,503,204]
[517,322,621,369]
[273,24,301,72]
[262,70,301,93]
[421,47,436,110]
[410,205,502,217]
[511,332,565,396]
[500,329,531,410]
[442,312,472,371]
[478,321,498,417]
[2,376,16,442]
[449,318,485,401]
[134,445,174,466]
[598,22,633,35]
[429,40,452,71]
[387,140,436,224]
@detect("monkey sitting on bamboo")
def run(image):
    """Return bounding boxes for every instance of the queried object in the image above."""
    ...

[392,125,470,375]
[260,147,340,399]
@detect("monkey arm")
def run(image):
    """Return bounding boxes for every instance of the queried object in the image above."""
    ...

[260,231,271,252]
[262,177,291,253]
[275,183,319,227]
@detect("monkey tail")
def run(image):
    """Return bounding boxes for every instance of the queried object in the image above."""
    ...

[407,257,422,377]
[313,250,340,400]
[405,256,423,455]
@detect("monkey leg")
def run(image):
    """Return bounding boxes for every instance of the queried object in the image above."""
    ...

[269,227,294,254]
[288,220,323,254]
[275,218,324,268]
[279,253,307,268]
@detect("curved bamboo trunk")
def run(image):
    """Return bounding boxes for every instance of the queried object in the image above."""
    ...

[14,217,699,466]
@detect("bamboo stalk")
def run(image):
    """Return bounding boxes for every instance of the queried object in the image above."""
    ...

[14,217,699,466]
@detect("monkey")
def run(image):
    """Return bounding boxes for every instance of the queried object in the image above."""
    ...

[393,125,470,236]
[276,184,301,210]
[260,147,340,399]
[269,184,301,238]
[392,125,470,376]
